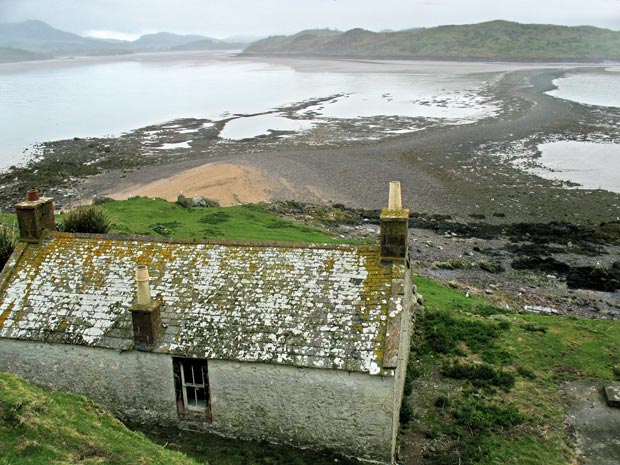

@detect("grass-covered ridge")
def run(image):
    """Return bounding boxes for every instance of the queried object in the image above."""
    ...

[244,20,620,61]
[0,372,200,465]
[405,275,620,464]
[62,197,349,244]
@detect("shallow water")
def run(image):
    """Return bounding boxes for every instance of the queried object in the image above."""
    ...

[531,141,620,193]
[547,67,620,108]
[0,52,499,168]
[220,114,315,140]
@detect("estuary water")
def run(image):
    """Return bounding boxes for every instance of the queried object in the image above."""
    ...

[532,141,620,193]
[547,66,620,108]
[0,51,505,168]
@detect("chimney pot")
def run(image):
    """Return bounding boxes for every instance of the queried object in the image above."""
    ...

[135,265,152,306]
[26,189,40,202]
[388,181,402,211]
[130,264,161,348]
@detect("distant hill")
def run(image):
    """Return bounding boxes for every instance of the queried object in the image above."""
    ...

[0,20,243,62]
[0,20,125,55]
[243,20,620,61]
[129,32,209,51]
[170,38,246,51]
[0,46,47,63]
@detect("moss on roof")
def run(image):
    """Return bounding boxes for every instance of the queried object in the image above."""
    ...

[0,233,404,375]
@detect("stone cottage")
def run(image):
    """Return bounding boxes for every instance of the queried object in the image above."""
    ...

[0,183,414,464]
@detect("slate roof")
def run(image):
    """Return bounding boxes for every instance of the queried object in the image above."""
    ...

[0,232,406,375]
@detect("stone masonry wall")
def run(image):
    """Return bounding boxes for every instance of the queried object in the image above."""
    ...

[0,341,179,425]
[388,267,415,459]
[208,360,395,462]
[0,340,396,463]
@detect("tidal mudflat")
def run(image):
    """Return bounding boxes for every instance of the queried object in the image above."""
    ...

[3,53,619,222]
[0,52,513,168]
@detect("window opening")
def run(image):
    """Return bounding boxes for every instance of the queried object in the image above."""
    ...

[173,358,211,420]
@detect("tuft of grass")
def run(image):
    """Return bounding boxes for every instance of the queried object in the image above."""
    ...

[441,362,515,392]
[419,310,510,361]
[0,225,16,270]
[452,398,524,431]
[60,205,111,234]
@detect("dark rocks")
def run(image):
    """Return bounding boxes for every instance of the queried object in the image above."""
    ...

[192,196,220,208]
[511,256,571,275]
[479,260,504,273]
[567,266,620,292]
[152,224,171,236]
[176,194,192,208]
[177,194,220,208]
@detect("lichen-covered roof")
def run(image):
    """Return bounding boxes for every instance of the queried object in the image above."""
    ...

[0,233,404,375]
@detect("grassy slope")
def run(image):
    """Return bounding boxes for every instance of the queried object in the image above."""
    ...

[0,373,200,465]
[409,275,620,464]
[245,20,620,61]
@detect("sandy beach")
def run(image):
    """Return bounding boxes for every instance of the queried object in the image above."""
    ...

[108,162,278,206]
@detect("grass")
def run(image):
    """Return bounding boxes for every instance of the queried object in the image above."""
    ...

[68,197,349,244]
[0,372,200,465]
[408,275,620,464]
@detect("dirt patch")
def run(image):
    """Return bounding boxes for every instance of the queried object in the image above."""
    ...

[561,380,620,465]
[106,162,282,206]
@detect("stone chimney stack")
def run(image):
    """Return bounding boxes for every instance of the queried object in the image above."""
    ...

[130,265,161,348]
[380,181,409,261]
[15,189,56,242]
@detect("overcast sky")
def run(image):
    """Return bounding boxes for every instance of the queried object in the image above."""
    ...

[1,0,619,40]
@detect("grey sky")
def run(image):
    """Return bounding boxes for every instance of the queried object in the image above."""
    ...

[1,0,619,39]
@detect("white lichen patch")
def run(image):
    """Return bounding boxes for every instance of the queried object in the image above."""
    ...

[0,235,398,375]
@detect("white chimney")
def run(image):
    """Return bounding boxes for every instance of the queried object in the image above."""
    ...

[135,265,152,306]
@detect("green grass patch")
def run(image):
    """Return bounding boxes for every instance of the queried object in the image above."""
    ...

[89,197,348,243]
[415,275,507,317]
[0,372,199,465]
[409,274,620,464]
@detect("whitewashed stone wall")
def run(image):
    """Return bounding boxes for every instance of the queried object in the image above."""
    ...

[0,340,397,463]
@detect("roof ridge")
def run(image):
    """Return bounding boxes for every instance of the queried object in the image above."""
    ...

[49,231,377,251]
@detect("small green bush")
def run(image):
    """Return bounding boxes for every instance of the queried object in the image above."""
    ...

[442,362,515,391]
[522,323,547,333]
[399,398,414,426]
[516,366,537,379]
[0,226,16,269]
[420,311,508,357]
[452,399,524,431]
[61,206,111,234]
[404,358,420,396]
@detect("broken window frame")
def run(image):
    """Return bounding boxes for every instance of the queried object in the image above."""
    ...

[173,357,212,421]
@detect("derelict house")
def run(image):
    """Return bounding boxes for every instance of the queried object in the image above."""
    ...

[0,183,414,464]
